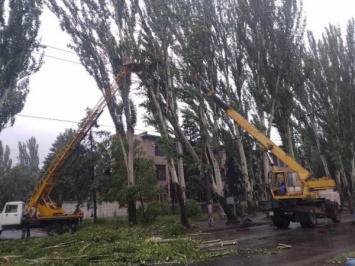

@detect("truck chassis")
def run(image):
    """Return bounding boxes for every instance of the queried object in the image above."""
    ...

[260,198,342,228]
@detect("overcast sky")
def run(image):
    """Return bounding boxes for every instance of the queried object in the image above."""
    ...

[1,0,355,165]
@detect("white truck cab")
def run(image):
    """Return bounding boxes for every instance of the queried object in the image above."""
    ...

[0,201,24,234]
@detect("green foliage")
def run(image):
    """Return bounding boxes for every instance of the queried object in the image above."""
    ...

[0,141,12,208]
[184,198,202,218]
[327,250,355,265]
[134,152,161,202]
[42,129,93,203]
[186,175,205,201]
[0,138,39,209]
[162,223,188,238]
[44,0,355,219]
[156,214,180,224]
[138,200,171,223]
[186,17,213,74]
[17,137,39,173]
[83,216,128,226]
[96,136,159,208]
[0,0,43,132]
[240,248,280,255]
[0,223,237,265]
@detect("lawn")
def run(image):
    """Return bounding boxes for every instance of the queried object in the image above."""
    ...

[0,217,237,265]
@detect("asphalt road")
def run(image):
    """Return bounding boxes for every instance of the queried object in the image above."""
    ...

[193,212,355,266]
[1,213,355,266]
[0,228,47,240]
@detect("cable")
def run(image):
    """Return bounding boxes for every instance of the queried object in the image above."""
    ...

[34,52,82,65]
[43,54,81,65]
[17,114,114,128]
[16,114,156,133]
[44,44,76,54]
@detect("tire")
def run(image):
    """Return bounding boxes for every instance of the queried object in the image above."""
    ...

[308,212,317,228]
[331,208,341,223]
[67,223,75,234]
[273,219,290,229]
[300,220,309,228]
[47,223,63,236]
[0,230,2,236]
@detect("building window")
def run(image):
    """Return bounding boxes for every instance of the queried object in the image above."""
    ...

[156,165,166,180]
[157,193,167,202]
[155,142,164,156]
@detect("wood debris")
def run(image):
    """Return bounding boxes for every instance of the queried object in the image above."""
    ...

[277,243,292,249]
[78,243,91,254]
[145,236,190,244]
[42,241,74,249]
[198,239,238,249]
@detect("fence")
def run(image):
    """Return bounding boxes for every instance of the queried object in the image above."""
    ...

[62,201,127,219]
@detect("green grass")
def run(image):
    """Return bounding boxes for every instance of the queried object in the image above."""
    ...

[326,250,355,265]
[0,219,236,265]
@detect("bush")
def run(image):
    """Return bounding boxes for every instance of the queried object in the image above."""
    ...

[184,199,202,218]
[90,217,128,225]
[162,223,188,238]
[138,201,171,223]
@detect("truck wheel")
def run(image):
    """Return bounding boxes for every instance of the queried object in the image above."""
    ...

[300,220,309,228]
[0,230,2,236]
[47,223,63,236]
[273,219,290,229]
[67,223,75,234]
[331,209,341,223]
[308,213,317,228]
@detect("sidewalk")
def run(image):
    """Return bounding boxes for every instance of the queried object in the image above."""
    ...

[192,212,271,233]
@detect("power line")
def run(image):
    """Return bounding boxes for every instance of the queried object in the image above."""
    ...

[44,44,76,54]
[16,114,156,133]
[43,54,81,65]
[17,114,113,128]
[34,52,82,65]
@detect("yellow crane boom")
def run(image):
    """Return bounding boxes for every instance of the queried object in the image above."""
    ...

[199,84,336,199]
[28,63,139,217]
[198,82,341,229]
[200,85,310,178]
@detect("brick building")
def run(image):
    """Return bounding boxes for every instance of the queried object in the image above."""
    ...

[135,132,171,202]
[135,131,227,205]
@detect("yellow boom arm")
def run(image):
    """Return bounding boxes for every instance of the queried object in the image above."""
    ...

[28,63,139,217]
[199,84,311,181]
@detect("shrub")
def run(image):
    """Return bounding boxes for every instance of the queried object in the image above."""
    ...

[162,223,188,238]
[138,201,171,223]
[184,199,202,218]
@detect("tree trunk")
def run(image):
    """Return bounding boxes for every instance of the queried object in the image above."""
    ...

[92,189,97,223]
[285,118,295,158]
[168,160,189,228]
[203,146,214,226]
[215,194,238,224]
[142,73,189,227]
[351,142,355,204]
[204,148,237,223]
[338,152,352,204]
[206,143,224,194]
[128,200,137,226]
[176,141,186,200]
[234,123,254,211]
[259,111,271,200]
[173,182,189,228]
[310,114,331,178]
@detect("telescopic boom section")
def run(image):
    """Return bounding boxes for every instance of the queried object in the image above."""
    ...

[199,84,311,182]
[28,63,139,216]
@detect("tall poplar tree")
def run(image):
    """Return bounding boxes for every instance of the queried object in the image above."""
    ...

[0,0,43,131]
[47,0,139,225]
[0,140,12,209]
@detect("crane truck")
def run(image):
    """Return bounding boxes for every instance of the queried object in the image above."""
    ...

[0,63,139,238]
[199,84,341,229]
